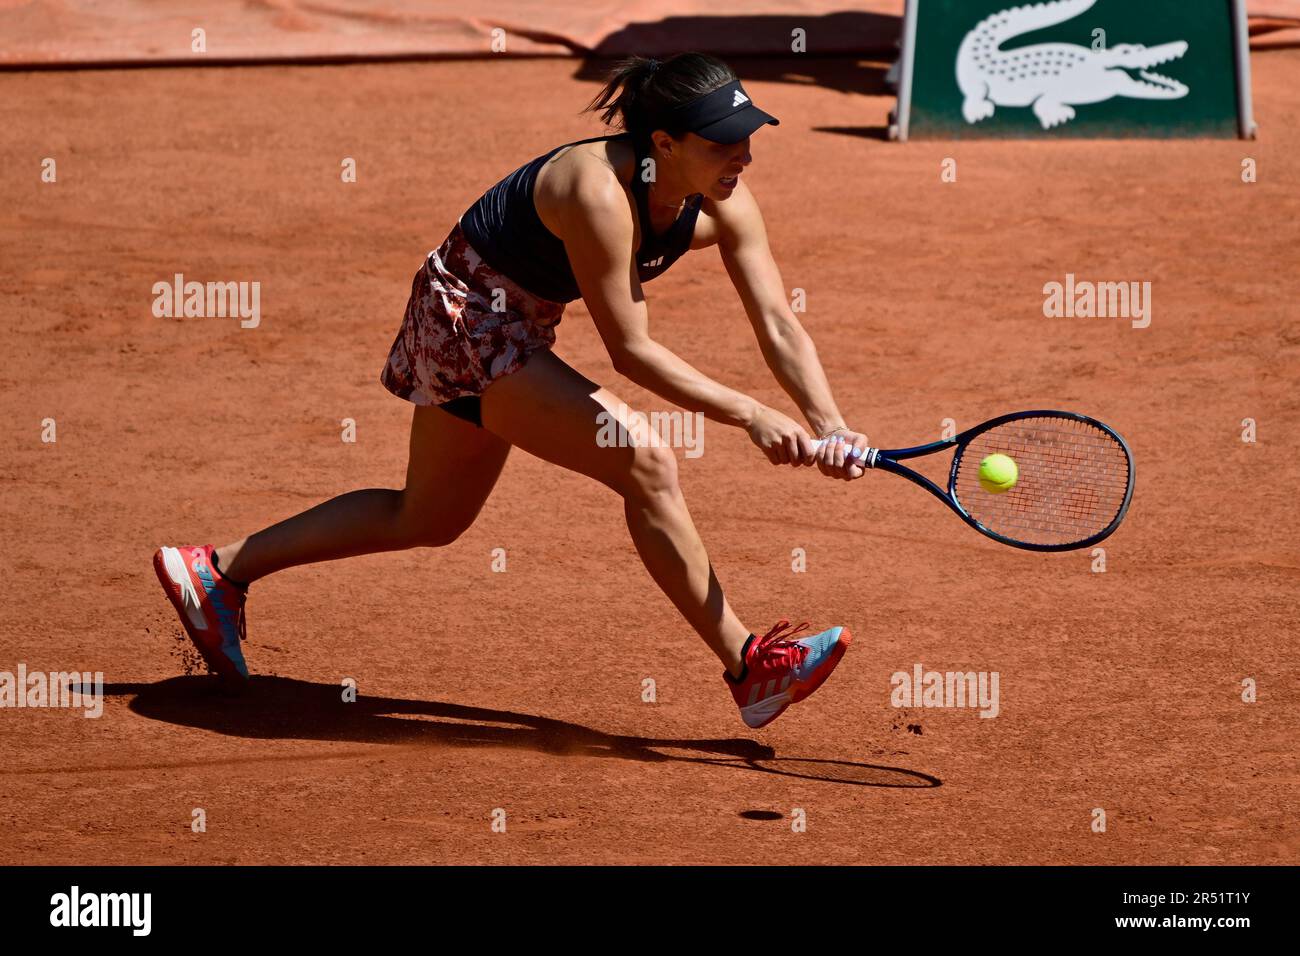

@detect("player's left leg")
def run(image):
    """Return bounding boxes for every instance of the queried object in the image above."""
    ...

[154,402,510,683]
[212,403,509,584]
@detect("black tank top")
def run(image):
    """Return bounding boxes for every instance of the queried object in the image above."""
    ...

[459,134,704,304]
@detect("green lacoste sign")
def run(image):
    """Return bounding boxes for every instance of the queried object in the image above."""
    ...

[894,0,1257,139]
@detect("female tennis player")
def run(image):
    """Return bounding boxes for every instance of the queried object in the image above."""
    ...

[154,53,870,729]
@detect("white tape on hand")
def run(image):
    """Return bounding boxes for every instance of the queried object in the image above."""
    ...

[810,438,867,459]
[809,439,878,467]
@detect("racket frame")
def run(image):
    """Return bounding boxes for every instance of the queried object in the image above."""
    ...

[858,410,1134,552]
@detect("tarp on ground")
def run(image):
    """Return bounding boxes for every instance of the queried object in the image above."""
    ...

[1,0,1297,67]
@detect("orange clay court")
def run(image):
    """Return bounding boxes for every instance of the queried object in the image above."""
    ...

[2,38,1298,863]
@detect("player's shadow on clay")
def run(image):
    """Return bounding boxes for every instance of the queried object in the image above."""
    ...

[110,677,939,789]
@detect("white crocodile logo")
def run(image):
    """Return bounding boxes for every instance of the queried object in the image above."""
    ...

[957,0,1190,130]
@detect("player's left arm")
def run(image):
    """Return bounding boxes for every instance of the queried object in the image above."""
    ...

[716,180,867,478]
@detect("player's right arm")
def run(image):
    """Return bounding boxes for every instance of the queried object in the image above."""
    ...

[555,160,811,464]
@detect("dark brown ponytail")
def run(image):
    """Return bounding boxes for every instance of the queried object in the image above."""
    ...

[585,53,737,140]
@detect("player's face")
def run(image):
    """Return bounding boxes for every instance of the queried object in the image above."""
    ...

[679,133,752,201]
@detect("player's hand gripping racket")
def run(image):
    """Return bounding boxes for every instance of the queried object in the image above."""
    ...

[811,411,1134,551]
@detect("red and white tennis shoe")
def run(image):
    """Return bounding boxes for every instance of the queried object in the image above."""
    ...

[153,544,250,685]
[724,619,851,728]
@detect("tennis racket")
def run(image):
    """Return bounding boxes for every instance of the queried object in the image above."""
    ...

[811,410,1134,552]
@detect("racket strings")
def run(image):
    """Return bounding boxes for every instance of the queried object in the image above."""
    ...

[953,417,1131,547]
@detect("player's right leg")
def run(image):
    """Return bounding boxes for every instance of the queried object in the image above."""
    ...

[479,349,850,727]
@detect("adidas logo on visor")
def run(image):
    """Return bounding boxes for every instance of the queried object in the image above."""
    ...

[732,90,749,108]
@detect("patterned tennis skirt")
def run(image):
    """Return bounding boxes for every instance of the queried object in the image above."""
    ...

[380,222,565,408]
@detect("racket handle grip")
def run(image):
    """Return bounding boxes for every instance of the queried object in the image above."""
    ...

[809,439,880,467]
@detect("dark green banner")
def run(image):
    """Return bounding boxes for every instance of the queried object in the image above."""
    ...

[904,0,1241,138]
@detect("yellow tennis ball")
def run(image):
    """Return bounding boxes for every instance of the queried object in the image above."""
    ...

[978,453,1018,494]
